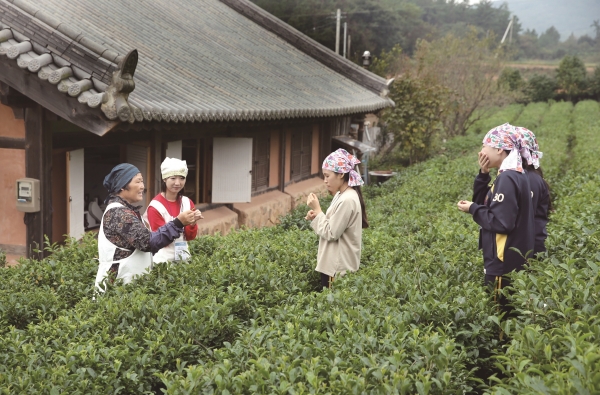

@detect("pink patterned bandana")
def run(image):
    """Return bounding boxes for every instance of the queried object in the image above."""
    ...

[322,148,364,187]
[483,123,543,173]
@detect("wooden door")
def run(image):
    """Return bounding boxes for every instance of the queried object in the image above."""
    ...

[290,129,312,182]
[252,135,270,193]
[212,138,252,203]
[66,148,85,239]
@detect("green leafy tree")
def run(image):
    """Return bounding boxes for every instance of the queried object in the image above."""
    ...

[589,65,600,100]
[592,20,600,42]
[523,74,557,102]
[539,26,561,48]
[556,55,588,100]
[498,68,524,91]
[413,29,511,136]
[252,0,514,58]
[369,44,404,78]
[517,29,540,59]
[379,75,448,165]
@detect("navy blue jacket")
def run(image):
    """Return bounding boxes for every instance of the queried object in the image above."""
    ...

[527,171,550,254]
[470,170,534,276]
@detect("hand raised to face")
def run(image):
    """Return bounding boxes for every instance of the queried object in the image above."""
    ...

[478,152,490,174]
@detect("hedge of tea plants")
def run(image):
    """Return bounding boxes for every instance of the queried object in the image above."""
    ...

[1,101,599,394]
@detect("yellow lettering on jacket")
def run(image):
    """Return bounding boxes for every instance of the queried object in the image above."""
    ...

[496,233,507,262]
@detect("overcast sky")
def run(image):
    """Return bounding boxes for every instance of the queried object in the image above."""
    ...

[469,0,599,39]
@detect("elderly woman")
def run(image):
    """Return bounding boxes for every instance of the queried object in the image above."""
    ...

[94,163,199,291]
[306,148,369,290]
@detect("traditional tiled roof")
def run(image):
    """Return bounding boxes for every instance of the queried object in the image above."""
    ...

[0,0,393,129]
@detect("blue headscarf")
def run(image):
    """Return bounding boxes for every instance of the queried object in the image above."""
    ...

[103,163,140,202]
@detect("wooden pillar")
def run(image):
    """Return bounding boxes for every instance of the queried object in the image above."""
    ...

[279,129,286,192]
[149,130,161,198]
[195,136,201,205]
[24,105,52,259]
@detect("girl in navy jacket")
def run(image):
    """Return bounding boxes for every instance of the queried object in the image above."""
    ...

[521,128,550,255]
[457,124,541,315]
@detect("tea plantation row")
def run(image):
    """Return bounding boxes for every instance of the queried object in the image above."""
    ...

[0,100,598,394]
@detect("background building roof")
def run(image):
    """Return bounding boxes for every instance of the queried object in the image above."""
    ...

[0,0,393,127]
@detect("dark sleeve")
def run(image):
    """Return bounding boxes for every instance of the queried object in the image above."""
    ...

[469,172,519,234]
[149,220,185,253]
[472,171,492,204]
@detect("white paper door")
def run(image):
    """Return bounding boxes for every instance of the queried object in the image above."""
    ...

[165,140,182,159]
[67,149,85,239]
[212,138,252,203]
[126,144,149,211]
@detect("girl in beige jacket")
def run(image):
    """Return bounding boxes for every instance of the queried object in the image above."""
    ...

[306,149,369,289]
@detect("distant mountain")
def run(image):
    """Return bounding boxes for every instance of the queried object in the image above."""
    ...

[491,0,600,39]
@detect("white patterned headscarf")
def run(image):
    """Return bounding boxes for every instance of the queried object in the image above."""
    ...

[322,148,364,187]
[483,123,543,173]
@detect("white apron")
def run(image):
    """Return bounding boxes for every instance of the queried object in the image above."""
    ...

[143,196,191,263]
[94,202,153,292]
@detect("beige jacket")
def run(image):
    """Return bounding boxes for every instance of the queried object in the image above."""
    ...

[311,188,362,277]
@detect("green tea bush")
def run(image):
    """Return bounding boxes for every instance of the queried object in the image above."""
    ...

[466,103,524,136]
[0,233,98,333]
[1,101,599,394]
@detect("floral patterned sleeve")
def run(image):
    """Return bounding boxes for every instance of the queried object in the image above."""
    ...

[103,197,184,261]
[103,201,152,261]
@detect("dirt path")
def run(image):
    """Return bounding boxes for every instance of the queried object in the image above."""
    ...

[507,62,596,72]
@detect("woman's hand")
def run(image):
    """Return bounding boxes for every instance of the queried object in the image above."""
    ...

[177,209,198,226]
[478,152,490,174]
[307,193,320,210]
[306,193,322,216]
[457,200,473,213]
[192,209,204,224]
[305,210,317,221]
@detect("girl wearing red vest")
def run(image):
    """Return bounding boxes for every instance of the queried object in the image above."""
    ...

[145,157,203,263]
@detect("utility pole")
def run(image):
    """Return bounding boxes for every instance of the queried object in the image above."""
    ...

[500,15,514,45]
[347,35,351,59]
[509,15,514,44]
[335,8,341,55]
[343,22,347,58]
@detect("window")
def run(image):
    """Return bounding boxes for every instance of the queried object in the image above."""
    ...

[290,128,312,182]
[252,135,270,193]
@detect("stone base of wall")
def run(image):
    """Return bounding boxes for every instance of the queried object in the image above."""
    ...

[284,176,329,209]
[196,206,238,236]
[4,254,21,267]
[233,190,291,229]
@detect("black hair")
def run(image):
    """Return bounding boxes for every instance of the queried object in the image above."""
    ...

[342,172,369,228]
[524,163,553,211]
[161,176,186,200]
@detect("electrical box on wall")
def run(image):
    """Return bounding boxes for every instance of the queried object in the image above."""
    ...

[16,178,40,213]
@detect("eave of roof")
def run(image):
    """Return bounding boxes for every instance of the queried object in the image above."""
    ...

[0,0,394,134]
